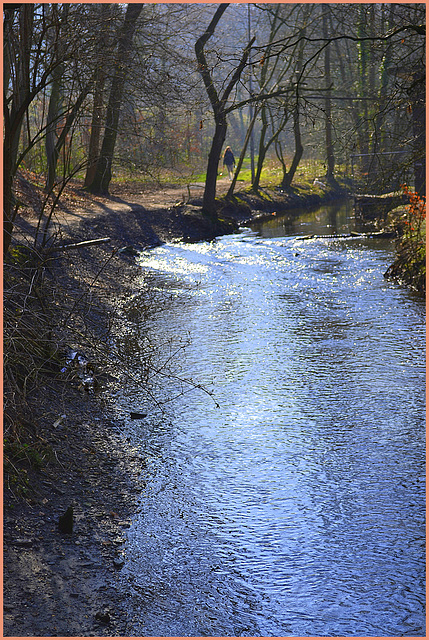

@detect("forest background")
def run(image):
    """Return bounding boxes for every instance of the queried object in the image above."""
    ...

[4,2,426,254]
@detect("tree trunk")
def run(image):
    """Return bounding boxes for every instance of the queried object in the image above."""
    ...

[409,71,426,196]
[280,106,303,190]
[84,67,105,187]
[252,104,269,191]
[44,5,70,192]
[44,79,93,194]
[84,4,112,187]
[87,3,143,195]
[322,8,336,183]
[357,6,370,175]
[195,5,229,216]
[3,4,34,256]
[203,117,227,215]
[252,102,288,192]
[373,5,395,157]
[195,4,254,216]
[45,62,64,191]
[227,106,259,198]
[275,137,288,184]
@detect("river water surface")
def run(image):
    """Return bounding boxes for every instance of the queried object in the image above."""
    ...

[117,201,425,637]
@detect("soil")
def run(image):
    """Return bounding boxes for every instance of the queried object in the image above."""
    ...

[2,175,355,637]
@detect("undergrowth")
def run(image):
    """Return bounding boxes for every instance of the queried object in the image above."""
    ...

[384,187,426,293]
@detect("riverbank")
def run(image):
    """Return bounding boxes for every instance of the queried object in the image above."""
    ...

[383,202,426,294]
[4,220,147,634]
[2,175,418,636]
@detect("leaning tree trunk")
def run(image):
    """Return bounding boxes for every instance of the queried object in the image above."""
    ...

[227,105,259,198]
[252,104,269,192]
[252,101,288,192]
[44,79,93,194]
[87,3,143,195]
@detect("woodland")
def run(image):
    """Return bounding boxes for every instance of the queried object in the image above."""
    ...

[4,2,426,253]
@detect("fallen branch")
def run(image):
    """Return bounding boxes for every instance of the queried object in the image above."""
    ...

[51,237,111,252]
[301,230,396,240]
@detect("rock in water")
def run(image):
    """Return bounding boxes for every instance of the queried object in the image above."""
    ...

[130,412,147,420]
[58,506,73,534]
[95,609,111,625]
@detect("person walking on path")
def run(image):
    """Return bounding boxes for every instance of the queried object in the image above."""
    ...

[223,146,235,180]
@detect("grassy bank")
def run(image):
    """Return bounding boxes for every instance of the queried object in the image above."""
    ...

[215,178,349,223]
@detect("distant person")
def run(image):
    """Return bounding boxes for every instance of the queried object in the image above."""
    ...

[223,146,235,180]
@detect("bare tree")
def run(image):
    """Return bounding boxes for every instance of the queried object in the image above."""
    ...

[87,3,144,195]
[195,3,254,216]
[3,3,98,252]
[4,4,36,255]
[321,5,337,186]
[83,4,116,187]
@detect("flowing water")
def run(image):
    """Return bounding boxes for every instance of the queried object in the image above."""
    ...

[117,201,425,637]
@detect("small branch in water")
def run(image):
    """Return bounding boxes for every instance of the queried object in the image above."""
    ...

[301,231,396,240]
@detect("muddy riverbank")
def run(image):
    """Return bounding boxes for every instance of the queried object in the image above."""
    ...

[4,215,147,635]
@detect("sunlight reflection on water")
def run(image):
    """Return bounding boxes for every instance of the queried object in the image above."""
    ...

[119,201,425,637]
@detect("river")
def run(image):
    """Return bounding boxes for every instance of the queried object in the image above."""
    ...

[115,200,425,637]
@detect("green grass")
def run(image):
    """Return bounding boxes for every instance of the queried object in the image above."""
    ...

[21,154,350,194]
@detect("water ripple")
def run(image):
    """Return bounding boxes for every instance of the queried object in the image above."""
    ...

[123,202,425,636]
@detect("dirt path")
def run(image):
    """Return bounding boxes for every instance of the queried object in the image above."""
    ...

[53,177,237,233]
[13,175,245,252]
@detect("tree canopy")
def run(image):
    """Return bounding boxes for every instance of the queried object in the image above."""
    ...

[4,2,425,252]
